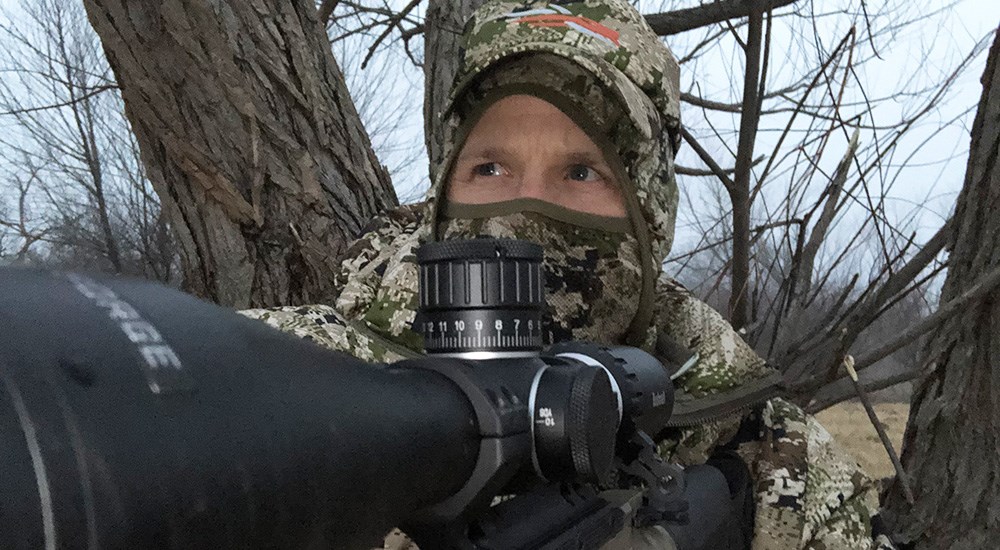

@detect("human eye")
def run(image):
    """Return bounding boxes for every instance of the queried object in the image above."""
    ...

[566,164,603,183]
[474,162,505,177]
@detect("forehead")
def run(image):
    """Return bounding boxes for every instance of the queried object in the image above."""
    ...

[478,95,575,122]
[463,95,601,148]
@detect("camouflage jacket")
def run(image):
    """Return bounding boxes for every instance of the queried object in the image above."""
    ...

[242,203,893,550]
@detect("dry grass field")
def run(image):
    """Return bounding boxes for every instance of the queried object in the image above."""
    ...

[816,402,910,480]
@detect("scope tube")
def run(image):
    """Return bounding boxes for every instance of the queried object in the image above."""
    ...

[0,268,480,549]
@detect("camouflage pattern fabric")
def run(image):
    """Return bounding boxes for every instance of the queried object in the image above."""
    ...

[448,0,682,131]
[734,399,897,550]
[440,206,642,344]
[241,304,411,364]
[239,0,895,547]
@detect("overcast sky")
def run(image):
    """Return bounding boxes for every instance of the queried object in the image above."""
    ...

[1,0,998,268]
[346,0,1000,251]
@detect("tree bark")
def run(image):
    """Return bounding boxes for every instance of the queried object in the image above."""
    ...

[423,0,485,178]
[82,0,397,308]
[882,27,1000,549]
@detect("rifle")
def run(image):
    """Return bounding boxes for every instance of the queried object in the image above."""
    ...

[0,239,752,549]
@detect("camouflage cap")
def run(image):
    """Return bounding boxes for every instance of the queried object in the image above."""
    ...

[448,0,681,138]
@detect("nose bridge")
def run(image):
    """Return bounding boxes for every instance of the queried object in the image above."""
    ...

[518,159,553,202]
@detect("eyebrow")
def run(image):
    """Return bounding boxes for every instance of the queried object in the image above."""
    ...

[457,146,515,162]
[457,146,609,167]
[563,151,607,166]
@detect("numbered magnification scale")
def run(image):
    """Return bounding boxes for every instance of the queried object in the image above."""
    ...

[415,239,544,357]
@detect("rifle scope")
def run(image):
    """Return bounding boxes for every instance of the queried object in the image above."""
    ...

[0,267,482,548]
[0,239,673,549]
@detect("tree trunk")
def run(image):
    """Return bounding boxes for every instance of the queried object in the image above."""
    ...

[82,0,397,308]
[728,0,765,331]
[423,0,485,178]
[882,27,1000,549]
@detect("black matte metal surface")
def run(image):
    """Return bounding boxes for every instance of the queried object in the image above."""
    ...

[0,268,480,549]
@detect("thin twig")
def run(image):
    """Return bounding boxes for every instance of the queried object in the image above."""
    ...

[666,217,802,262]
[359,0,422,70]
[678,26,730,64]
[0,84,117,116]
[858,0,883,60]
[676,154,765,176]
[680,126,736,193]
[841,356,914,504]
[679,84,808,113]
[753,28,855,201]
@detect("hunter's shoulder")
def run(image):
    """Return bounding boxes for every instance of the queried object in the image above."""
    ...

[353,202,426,247]
[337,203,426,287]
[334,202,426,326]
[652,275,773,396]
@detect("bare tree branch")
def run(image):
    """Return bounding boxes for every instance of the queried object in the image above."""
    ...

[680,82,808,113]
[849,259,1000,374]
[728,0,767,330]
[0,84,116,116]
[680,126,736,192]
[359,0,422,69]
[781,219,952,394]
[791,129,860,301]
[645,0,798,36]
[807,365,922,413]
[318,0,339,26]
[676,154,765,177]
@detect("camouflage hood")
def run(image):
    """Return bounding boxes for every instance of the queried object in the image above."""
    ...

[422,0,682,344]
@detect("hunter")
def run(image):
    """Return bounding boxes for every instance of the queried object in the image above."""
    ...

[244,0,895,547]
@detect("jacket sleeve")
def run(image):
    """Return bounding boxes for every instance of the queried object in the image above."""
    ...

[239,204,427,363]
[237,304,411,363]
[740,398,894,549]
[334,203,425,323]
[653,278,893,549]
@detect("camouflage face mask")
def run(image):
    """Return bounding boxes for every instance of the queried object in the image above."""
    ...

[439,199,642,344]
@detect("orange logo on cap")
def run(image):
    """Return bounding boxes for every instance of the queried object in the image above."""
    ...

[504,7,621,48]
